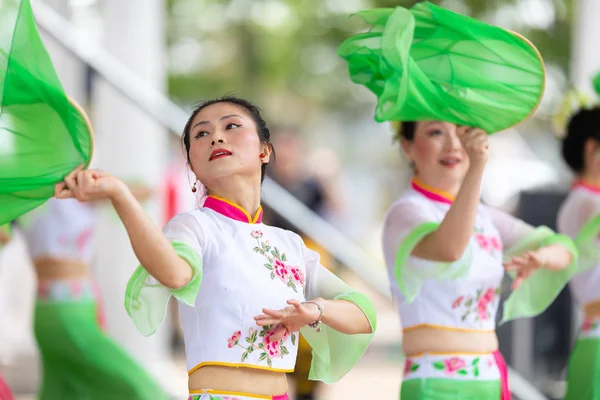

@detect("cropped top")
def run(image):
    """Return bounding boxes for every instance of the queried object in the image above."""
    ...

[16,198,95,263]
[382,179,578,330]
[125,195,376,383]
[557,181,600,307]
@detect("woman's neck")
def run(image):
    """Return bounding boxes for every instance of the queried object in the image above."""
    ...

[207,176,262,216]
[578,173,600,188]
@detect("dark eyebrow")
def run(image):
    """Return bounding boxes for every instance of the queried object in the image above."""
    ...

[192,114,245,130]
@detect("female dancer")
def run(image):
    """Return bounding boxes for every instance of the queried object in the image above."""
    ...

[557,106,600,400]
[54,96,377,400]
[336,3,578,398]
[382,121,576,399]
[12,195,166,400]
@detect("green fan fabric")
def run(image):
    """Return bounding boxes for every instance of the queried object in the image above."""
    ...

[337,2,545,134]
[0,0,93,225]
[593,71,600,96]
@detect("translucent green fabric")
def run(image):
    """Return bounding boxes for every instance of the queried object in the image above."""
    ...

[575,214,600,273]
[0,0,93,225]
[394,221,472,303]
[337,2,545,133]
[301,291,376,383]
[124,241,203,336]
[501,228,579,323]
[593,72,600,97]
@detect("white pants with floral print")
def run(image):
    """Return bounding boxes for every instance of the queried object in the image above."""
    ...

[403,352,501,382]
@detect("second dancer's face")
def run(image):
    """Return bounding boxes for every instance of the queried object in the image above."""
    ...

[402,121,469,192]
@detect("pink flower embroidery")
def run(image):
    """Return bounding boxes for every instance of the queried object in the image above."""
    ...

[475,234,489,251]
[488,357,496,368]
[251,232,304,293]
[76,228,92,252]
[71,280,83,298]
[290,266,305,285]
[223,398,242,400]
[263,329,282,358]
[481,288,496,305]
[273,259,290,281]
[452,296,464,309]
[227,330,241,348]
[404,359,414,375]
[477,301,490,320]
[489,236,501,251]
[583,320,593,332]
[444,357,467,374]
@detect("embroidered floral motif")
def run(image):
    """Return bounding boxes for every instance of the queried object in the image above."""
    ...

[582,320,599,333]
[433,356,483,377]
[251,231,305,293]
[473,227,501,257]
[227,326,296,368]
[404,359,420,376]
[452,287,500,322]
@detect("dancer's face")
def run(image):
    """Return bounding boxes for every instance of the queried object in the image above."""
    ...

[187,102,270,187]
[401,121,469,193]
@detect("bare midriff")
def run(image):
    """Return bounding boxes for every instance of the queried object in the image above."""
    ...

[403,325,498,357]
[189,365,288,396]
[584,299,600,321]
[33,256,88,280]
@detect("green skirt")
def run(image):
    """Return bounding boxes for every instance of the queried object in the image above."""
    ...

[565,337,600,400]
[34,299,167,400]
[401,378,501,399]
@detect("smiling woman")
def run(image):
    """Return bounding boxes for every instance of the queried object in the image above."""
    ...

[54,96,377,400]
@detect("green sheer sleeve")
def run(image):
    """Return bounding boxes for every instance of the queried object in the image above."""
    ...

[575,214,600,272]
[501,227,578,323]
[337,2,545,134]
[300,246,376,383]
[0,0,93,225]
[124,241,203,336]
[393,222,472,303]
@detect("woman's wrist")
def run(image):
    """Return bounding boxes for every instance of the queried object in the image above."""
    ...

[303,298,325,326]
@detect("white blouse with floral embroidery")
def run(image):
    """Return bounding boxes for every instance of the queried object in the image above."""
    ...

[125,195,376,383]
[382,179,567,333]
[557,182,600,309]
[16,197,95,263]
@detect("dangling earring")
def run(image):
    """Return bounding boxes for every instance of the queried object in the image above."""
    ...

[191,181,197,193]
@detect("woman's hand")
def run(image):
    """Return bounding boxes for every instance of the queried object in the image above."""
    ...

[457,126,489,168]
[254,299,322,342]
[0,225,12,245]
[503,250,547,289]
[55,165,129,203]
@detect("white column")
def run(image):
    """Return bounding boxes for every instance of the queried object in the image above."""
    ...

[570,0,600,92]
[92,0,186,396]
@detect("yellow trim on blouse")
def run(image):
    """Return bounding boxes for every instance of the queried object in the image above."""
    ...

[188,361,294,376]
[403,323,495,333]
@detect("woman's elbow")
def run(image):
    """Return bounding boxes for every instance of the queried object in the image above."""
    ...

[161,263,194,290]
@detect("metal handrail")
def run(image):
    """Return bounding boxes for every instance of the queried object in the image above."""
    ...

[31,2,548,399]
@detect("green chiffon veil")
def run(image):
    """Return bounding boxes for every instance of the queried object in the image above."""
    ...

[0,0,93,224]
[338,2,545,134]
